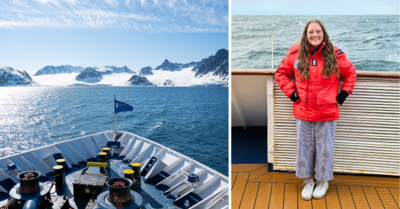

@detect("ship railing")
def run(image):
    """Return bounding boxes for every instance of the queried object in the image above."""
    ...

[231,69,400,176]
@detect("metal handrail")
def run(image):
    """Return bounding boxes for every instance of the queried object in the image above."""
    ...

[231,69,400,78]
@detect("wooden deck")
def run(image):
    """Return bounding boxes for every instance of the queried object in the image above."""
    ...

[231,164,400,209]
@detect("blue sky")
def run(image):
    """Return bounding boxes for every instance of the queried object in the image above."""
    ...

[0,0,228,75]
[232,0,400,15]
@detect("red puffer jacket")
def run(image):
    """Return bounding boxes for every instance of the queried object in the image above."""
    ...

[275,42,357,122]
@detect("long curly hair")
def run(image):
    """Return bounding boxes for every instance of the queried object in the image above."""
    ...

[297,20,339,80]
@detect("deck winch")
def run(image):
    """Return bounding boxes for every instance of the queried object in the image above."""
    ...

[96,177,142,209]
[8,171,51,207]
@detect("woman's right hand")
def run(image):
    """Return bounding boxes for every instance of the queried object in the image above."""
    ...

[290,91,300,103]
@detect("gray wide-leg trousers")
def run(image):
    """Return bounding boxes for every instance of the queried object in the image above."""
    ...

[295,118,337,182]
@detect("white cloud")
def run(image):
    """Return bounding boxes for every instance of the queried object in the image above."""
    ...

[63,0,76,5]
[0,0,228,32]
[0,17,62,28]
[104,0,117,6]
[72,9,162,22]
[165,0,177,8]
[12,0,27,5]
[152,0,160,6]
[34,0,58,4]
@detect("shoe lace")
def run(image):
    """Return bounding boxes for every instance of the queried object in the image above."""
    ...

[302,179,314,189]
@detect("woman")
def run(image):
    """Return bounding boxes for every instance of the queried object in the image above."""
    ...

[275,20,356,200]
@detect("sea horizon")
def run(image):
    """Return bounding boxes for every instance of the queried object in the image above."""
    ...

[232,15,400,72]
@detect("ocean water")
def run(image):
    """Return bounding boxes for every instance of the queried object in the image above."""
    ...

[0,87,228,175]
[232,15,400,72]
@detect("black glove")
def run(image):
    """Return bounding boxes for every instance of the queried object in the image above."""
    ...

[290,91,300,102]
[336,90,349,105]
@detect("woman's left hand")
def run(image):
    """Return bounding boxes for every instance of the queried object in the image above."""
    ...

[336,90,349,106]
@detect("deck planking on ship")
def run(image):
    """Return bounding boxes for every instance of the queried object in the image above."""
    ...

[376,187,399,209]
[231,172,250,209]
[389,187,400,207]
[231,164,400,209]
[240,182,259,209]
[349,186,370,209]
[325,186,341,209]
[254,183,272,209]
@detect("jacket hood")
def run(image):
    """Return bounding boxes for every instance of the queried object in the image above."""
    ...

[289,44,300,54]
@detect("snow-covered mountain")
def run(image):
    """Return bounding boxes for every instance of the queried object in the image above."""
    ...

[145,48,229,86]
[125,75,153,86]
[163,79,174,86]
[0,67,36,86]
[193,49,228,77]
[28,48,229,87]
[137,66,154,76]
[95,66,135,75]
[75,67,103,83]
[154,59,202,71]
[34,65,134,76]
[35,65,84,76]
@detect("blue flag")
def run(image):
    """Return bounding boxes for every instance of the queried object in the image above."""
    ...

[115,99,133,113]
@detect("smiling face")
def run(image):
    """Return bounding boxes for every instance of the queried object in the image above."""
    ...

[307,23,323,50]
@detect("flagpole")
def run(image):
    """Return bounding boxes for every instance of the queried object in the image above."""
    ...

[114,94,117,141]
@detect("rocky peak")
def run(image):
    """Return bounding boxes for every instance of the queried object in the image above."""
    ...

[101,66,135,75]
[75,67,103,83]
[192,49,229,77]
[155,59,180,71]
[125,75,153,86]
[162,59,170,64]
[34,65,83,76]
[163,79,174,86]
[138,66,154,76]
[0,67,36,86]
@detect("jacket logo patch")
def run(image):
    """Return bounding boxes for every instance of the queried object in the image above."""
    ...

[294,60,299,69]
[312,59,317,66]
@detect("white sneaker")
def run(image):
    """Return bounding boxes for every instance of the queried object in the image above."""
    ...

[313,181,329,199]
[301,179,315,200]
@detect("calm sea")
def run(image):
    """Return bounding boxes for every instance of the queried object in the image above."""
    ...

[0,87,228,175]
[232,15,400,72]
